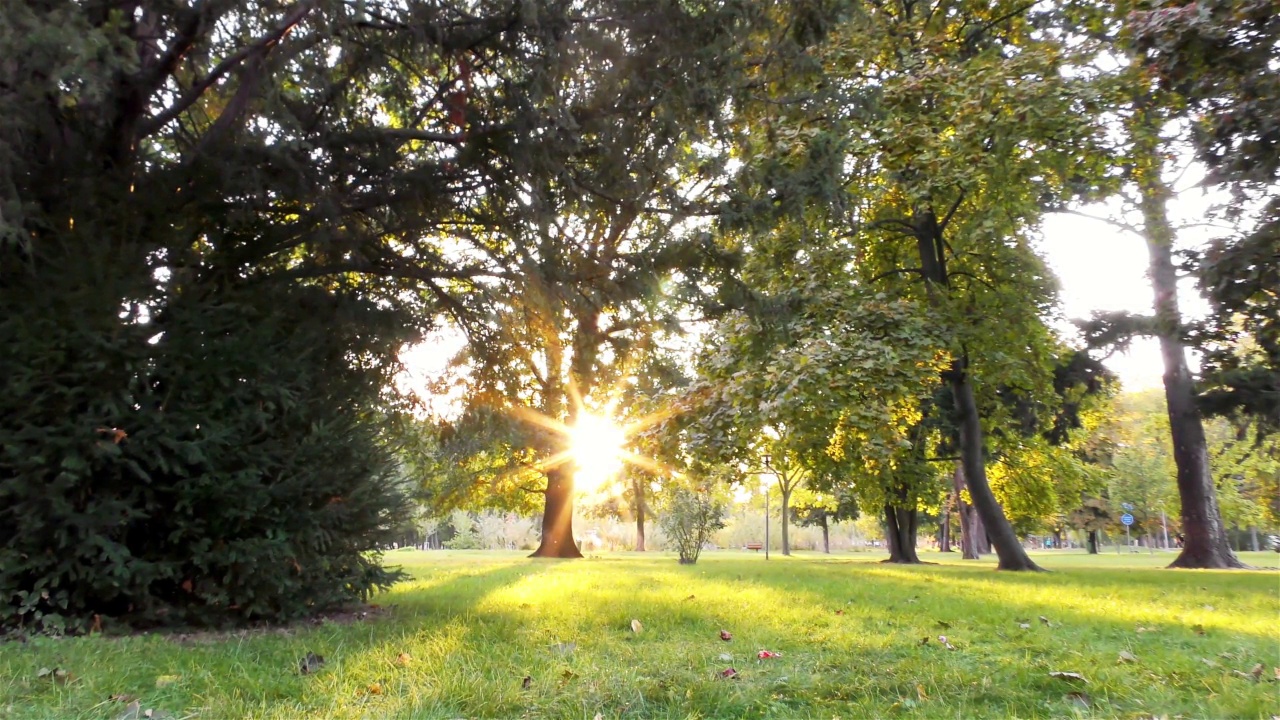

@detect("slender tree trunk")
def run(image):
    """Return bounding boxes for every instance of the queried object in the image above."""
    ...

[634,480,646,552]
[529,466,583,558]
[953,465,980,560]
[939,500,953,552]
[949,367,1043,570]
[1131,117,1246,570]
[780,486,792,556]
[882,503,922,563]
[1087,530,1099,555]
[821,515,830,554]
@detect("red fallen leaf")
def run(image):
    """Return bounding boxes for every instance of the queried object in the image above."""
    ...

[719,630,732,641]
[180,579,193,593]
[720,667,739,679]
[835,610,844,615]
[757,650,779,659]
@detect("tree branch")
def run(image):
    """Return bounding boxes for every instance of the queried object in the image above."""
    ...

[140,0,316,138]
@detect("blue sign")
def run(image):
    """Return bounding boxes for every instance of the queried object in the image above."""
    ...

[1120,513,1134,526]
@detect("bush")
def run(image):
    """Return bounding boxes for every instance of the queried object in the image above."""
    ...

[656,484,727,565]
[0,275,415,632]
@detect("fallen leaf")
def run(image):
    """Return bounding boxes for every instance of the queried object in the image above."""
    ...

[1049,672,1088,683]
[720,667,739,679]
[36,667,71,685]
[299,652,325,675]
[367,682,382,695]
[1250,663,1264,682]
[916,683,928,701]
[919,636,930,645]
[757,650,779,659]
[394,652,412,667]
[718,653,734,662]
[1192,624,1206,636]
[561,669,577,680]
[719,629,732,641]
[109,695,138,704]
[1203,604,1214,611]
[1200,657,1219,668]
[630,619,643,634]
[1018,623,1031,630]
[593,715,603,720]
[1039,615,1051,626]
[936,620,951,630]
[1065,691,1091,709]
[834,609,844,615]
[684,594,695,601]
[154,674,180,688]
[906,598,918,604]
[521,675,532,690]
[1118,651,1138,664]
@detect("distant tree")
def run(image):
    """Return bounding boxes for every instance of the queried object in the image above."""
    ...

[792,490,859,554]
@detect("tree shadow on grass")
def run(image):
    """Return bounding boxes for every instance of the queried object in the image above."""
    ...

[0,555,558,720]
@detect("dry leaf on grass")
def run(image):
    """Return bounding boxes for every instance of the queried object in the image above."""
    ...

[35,667,71,685]
[916,684,928,701]
[720,667,739,679]
[718,653,733,662]
[521,675,532,690]
[367,682,383,695]
[1018,623,1031,630]
[1192,624,1207,635]
[719,629,732,641]
[630,619,643,634]
[394,652,412,667]
[757,650,779,659]
[1049,671,1088,683]
[1117,651,1138,664]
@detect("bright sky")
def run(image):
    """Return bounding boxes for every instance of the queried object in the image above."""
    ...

[1039,179,1222,392]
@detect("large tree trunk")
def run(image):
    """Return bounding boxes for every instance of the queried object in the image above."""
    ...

[1133,127,1246,570]
[1087,530,1099,555]
[882,503,922,563]
[780,486,792,556]
[950,367,1043,571]
[529,466,583,558]
[634,479,646,552]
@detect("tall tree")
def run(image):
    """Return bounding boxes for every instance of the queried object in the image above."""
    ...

[1069,0,1251,568]
[417,0,753,557]
[749,0,1108,569]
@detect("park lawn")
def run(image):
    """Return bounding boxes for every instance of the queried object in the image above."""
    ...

[1,550,1277,720]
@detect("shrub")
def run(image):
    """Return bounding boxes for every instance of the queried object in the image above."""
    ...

[656,484,727,564]
[0,277,415,632]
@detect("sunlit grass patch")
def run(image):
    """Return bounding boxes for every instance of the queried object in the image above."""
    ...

[1,550,1276,719]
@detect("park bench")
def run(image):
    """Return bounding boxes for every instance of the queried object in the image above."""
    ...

[745,542,764,552]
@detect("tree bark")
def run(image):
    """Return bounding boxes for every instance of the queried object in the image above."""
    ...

[882,503,922,563]
[780,486,792,556]
[634,479,646,552]
[821,515,830,554]
[529,465,583,558]
[949,367,1043,570]
[1250,526,1259,552]
[1051,528,1062,550]
[953,465,980,560]
[1087,530,1099,555]
[1132,120,1247,570]
[939,498,953,552]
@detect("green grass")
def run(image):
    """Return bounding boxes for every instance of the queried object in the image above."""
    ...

[2,550,1278,719]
